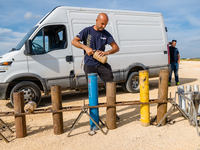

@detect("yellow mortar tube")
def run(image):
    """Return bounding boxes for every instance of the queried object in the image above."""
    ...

[139,70,150,126]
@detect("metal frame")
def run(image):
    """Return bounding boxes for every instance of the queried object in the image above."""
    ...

[67,100,108,137]
[157,91,200,136]
[0,118,14,143]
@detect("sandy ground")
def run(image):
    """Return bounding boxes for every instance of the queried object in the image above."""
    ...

[1,61,200,150]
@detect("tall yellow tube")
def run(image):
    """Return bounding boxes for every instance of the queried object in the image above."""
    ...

[139,70,150,126]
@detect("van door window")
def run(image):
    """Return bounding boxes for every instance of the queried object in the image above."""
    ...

[32,25,67,55]
[32,30,44,54]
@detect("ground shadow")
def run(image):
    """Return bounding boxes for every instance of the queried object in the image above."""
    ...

[98,105,141,128]
[25,106,141,136]
[26,113,108,137]
[165,108,188,123]
[0,121,16,142]
[39,87,131,107]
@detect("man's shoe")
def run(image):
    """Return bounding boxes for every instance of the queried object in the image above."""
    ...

[168,82,171,86]
[116,114,120,122]
[176,82,180,85]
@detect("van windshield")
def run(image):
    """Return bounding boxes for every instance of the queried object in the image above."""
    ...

[14,26,38,50]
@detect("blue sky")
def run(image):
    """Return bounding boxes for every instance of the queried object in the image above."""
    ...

[0,0,200,58]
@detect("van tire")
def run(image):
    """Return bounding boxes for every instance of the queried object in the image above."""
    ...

[121,83,129,92]
[10,81,41,106]
[125,72,140,93]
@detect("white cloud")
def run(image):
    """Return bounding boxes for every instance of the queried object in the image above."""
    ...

[24,12,32,20]
[186,14,200,27]
[0,28,25,39]
[0,28,26,55]
[24,12,42,20]
[0,28,12,34]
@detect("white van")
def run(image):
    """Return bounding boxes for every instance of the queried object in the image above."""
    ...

[0,6,169,106]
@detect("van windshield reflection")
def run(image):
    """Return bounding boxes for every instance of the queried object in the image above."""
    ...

[13,26,38,51]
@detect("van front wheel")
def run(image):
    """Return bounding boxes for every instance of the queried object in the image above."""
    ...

[10,81,41,106]
[125,72,140,93]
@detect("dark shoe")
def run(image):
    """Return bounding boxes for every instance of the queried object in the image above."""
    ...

[116,114,120,122]
[168,82,171,86]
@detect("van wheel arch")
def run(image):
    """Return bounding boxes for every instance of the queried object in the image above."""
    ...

[10,81,42,106]
[6,74,47,100]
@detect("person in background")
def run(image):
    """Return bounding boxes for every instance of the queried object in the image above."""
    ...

[168,39,180,86]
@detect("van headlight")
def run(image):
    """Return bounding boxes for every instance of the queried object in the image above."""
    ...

[0,61,12,72]
[0,61,12,66]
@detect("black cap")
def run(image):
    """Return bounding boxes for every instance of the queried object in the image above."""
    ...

[172,39,177,42]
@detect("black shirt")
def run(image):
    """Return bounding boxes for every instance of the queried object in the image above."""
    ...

[76,26,114,66]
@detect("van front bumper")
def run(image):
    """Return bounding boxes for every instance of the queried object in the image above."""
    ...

[0,83,9,100]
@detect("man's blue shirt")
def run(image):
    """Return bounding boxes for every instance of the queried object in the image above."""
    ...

[76,26,114,66]
[169,46,179,63]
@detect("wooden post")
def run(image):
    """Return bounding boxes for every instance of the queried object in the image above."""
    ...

[139,70,150,126]
[14,92,27,138]
[51,85,64,135]
[157,69,169,125]
[106,82,116,129]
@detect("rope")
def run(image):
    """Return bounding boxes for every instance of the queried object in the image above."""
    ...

[73,53,87,81]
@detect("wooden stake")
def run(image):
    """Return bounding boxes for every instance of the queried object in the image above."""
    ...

[106,82,116,129]
[157,69,169,125]
[51,85,64,135]
[14,92,27,138]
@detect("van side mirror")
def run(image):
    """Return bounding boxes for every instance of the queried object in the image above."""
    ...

[24,40,33,55]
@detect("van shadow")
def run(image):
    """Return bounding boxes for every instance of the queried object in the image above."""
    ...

[178,77,197,85]
[148,77,197,90]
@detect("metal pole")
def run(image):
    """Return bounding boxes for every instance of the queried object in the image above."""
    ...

[14,92,27,138]
[0,133,9,143]
[193,85,200,122]
[0,118,14,134]
[157,69,169,125]
[139,70,150,126]
[51,85,64,135]
[88,73,99,130]
[177,85,186,111]
[186,85,192,114]
[106,82,116,129]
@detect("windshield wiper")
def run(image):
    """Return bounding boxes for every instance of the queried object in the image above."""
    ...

[9,48,16,52]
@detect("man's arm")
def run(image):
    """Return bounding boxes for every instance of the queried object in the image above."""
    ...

[177,54,180,64]
[71,37,94,56]
[97,41,119,57]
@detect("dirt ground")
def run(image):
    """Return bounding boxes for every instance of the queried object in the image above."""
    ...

[1,61,200,150]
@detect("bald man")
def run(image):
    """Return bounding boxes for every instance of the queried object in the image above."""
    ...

[71,13,119,86]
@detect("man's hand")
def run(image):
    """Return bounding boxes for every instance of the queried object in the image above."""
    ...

[71,37,94,56]
[96,41,119,57]
[96,50,106,57]
[85,47,94,56]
